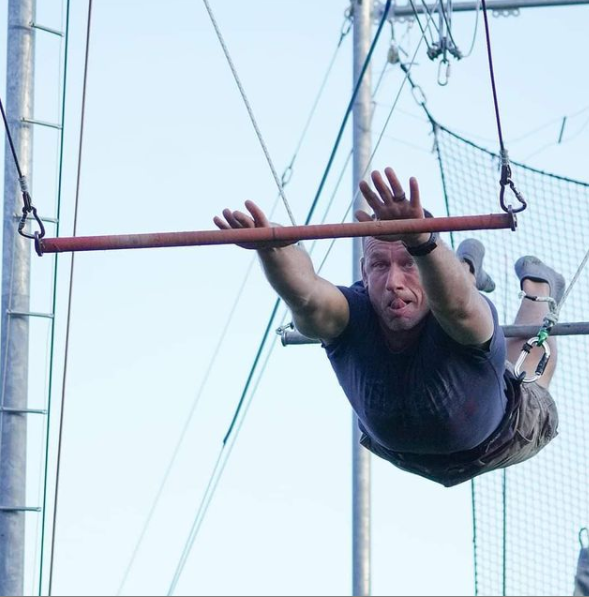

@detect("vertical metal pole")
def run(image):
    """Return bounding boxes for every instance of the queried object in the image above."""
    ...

[0,0,35,595]
[352,1,372,595]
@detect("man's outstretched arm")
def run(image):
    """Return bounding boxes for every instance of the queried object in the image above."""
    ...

[357,167,494,347]
[214,200,349,342]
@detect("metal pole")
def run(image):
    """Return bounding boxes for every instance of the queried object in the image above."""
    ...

[352,1,372,595]
[0,0,35,595]
[36,213,515,254]
[280,322,589,345]
[378,0,589,18]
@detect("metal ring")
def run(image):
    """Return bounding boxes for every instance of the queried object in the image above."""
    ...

[393,192,406,202]
[514,336,551,384]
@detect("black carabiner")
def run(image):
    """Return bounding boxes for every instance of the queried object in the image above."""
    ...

[499,155,527,214]
[18,198,46,240]
[499,174,527,214]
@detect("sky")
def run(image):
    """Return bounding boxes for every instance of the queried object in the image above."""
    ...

[1,0,589,595]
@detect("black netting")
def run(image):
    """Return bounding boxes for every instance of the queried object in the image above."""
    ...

[435,123,589,597]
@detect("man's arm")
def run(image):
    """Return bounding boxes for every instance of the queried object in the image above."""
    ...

[214,200,349,342]
[357,168,494,346]
[409,240,494,346]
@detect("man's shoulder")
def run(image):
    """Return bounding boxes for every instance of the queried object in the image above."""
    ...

[323,281,374,349]
[342,280,367,292]
[336,281,372,316]
[338,280,368,299]
[480,293,500,317]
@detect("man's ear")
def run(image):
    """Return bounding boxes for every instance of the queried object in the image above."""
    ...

[361,257,368,287]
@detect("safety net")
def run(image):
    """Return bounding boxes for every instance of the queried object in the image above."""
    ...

[435,123,589,596]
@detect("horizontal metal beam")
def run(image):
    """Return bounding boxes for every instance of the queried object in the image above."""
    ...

[7,310,54,319]
[501,322,589,337]
[21,117,62,130]
[0,408,48,415]
[280,322,589,345]
[378,0,589,18]
[36,213,516,255]
[14,214,59,225]
[29,21,63,36]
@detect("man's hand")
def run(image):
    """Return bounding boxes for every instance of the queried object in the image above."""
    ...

[213,200,294,250]
[215,200,349,342]
[356,167,429,246]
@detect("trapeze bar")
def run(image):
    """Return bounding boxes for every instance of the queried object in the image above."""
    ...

[281,322,589,345]
[35,212,516,255]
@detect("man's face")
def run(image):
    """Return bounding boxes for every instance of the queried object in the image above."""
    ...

[361,238,430,333]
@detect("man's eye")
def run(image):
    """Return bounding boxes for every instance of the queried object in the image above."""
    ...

[403,260,415,269]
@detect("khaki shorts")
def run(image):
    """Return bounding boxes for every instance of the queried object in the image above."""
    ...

[360,362,559,487]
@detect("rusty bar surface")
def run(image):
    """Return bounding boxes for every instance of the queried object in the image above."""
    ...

[36,212,515,255]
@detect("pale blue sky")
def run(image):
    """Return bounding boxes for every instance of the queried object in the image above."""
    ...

[1,1,588,595]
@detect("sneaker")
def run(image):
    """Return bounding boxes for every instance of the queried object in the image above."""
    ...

[514,255,565,303]
[457,238,496,293]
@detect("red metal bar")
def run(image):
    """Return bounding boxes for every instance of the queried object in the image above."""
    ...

[36,212,516,255]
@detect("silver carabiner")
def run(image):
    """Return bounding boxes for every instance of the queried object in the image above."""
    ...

[514,336,551,384]
[437,59,451,86]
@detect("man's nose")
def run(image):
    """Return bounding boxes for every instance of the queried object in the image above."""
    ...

[385,265,405,290]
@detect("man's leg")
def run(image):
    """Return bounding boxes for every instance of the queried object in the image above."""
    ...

[449,245,561,479]
[506,256,565,389]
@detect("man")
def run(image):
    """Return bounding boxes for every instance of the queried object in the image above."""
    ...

[213,166,563,487]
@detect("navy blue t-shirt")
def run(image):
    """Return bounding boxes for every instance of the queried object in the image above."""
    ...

[323,281,509,455]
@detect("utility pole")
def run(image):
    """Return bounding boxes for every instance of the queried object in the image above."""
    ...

[352,1,372,595]
[0,0,36,595]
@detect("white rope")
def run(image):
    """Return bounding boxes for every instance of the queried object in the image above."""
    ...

[164,9,445,594]
[556,244,589,317]
[201,0,297,226]
[116,19,352,592]
[530,243,589,326]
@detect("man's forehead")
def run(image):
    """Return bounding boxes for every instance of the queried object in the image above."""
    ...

[363,238,407,258]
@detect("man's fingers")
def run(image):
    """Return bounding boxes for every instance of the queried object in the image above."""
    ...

[359,180,384,210]
[384,167,405,199]
[233,210,255,228]
[217,202,272,234]
[408,177,421,211]
[223,208,257,229]
[244,200,271,227]
[213,216,230,230]
[222,209,241,227]
[371,171,394,205]
[355,209,373,222]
